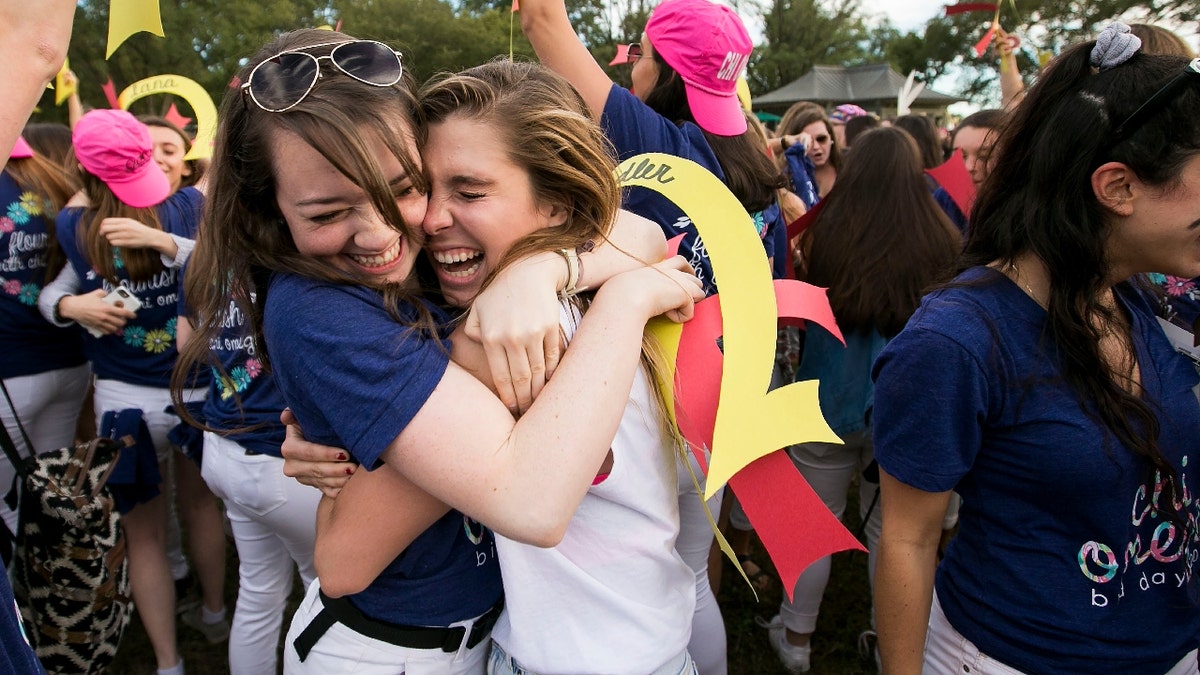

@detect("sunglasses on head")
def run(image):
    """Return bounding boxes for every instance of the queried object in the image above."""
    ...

[1110,57,1200,144]
[242,40,404,113]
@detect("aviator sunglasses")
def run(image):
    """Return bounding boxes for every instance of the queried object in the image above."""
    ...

[242,40,405,113]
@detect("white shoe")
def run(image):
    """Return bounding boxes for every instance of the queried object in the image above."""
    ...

[759,614,811,673]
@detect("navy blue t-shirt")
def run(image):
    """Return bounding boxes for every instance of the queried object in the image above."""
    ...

[56,187,202,387]
[603,84,765,296]
[0,557,41,674]
[263,272,502,626]
[179,283,286,455]
[873,267,1200,673]
[0,171,85,379]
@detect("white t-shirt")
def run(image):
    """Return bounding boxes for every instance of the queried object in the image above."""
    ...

[489,305,695,673]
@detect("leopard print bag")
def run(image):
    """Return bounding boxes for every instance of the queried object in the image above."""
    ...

[10,437,133,674]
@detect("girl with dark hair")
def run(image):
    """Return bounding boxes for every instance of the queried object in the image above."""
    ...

[776,104,841,199]
[37,109,204,675]
[178,29,700,673]
[762,127,959,673]
[873,24,1200,673]
[893,115,944,171]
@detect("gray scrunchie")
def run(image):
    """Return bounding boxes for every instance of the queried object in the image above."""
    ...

[1091,22,1142,71]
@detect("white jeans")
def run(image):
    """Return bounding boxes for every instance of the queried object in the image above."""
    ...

[0,365,90,532]
[676,451,726,675]
[203,432,320,675]
[924,593,1199,675]
[779,429,881,634]
[488,641,697,675]
[284,580,489,675]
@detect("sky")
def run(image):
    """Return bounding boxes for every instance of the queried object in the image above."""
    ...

[857,0,946,31]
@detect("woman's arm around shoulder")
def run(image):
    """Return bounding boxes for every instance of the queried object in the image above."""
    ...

[380,256,702,546]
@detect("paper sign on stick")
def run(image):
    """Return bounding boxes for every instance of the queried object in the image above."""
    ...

[107,0,165,59]
[119,75,217,160]
[624,153,865,597]
[926,148,975,217]
[55,59,77,106]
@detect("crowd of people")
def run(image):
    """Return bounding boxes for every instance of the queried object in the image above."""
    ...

[2,1,1200,674]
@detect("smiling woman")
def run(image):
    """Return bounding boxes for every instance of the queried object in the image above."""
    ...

[872,24,1200,674]
[175,28,701,675]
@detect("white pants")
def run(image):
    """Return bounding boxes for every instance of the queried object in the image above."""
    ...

[676,451,726,675]
[923,593,1199,675]
[203,432,320,675]
[779,429,881,634]
[0,365,90,532]
[488,641,697,675]
[284,579,489,675]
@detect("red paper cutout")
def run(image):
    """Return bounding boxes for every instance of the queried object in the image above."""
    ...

[973,24,999,57]
[944,2,997,15]
[671,280,863,598]
[511,0,519,10]
[925,148,975,218]
[164,103,192,130]
[335,18,343,32]
[101,78,119,109]
[609,43,631,66]
[228,75,242,90]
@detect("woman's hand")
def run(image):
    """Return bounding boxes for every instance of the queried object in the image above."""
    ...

[280,408,357,498]
[602,255,704,324]
[462,251,564,415]
[99,217,177,258]
[57,289,134,335]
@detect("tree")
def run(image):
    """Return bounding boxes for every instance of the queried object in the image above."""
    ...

[749,0,874,95]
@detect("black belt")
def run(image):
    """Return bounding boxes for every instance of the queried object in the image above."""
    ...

[293,591,503,662]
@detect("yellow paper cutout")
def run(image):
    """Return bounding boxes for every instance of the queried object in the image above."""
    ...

[618,154,841,499]
[55,59,77,106]
[107,0,166,60]
[118,75,217,160]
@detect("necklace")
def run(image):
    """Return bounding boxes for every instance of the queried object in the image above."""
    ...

[1007,261,1044,308]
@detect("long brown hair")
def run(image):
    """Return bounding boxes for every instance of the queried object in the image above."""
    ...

[799,126,958,336]
[5,153,76,282]
[172,29,432,412]
[77,171,166,284]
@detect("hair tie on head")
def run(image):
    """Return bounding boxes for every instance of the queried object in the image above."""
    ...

[1091,22,1141,71]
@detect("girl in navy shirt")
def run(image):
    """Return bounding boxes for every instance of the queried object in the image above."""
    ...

[873,26,1200,674]
[178,30,699,674]
[38,110,202,675]
[0,138,83,537]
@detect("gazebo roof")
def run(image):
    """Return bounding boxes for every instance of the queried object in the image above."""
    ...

[754,63,963,108]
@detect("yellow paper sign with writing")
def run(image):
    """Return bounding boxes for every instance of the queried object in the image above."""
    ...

[118,75,217,160]
[107,0,166,59]
[618,153,841,498]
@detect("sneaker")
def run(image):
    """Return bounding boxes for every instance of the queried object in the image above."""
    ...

[180,606,230,644]
[174,576,200,616]
[758,614,811,673]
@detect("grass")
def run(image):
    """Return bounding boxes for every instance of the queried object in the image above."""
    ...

[109,497,876,674]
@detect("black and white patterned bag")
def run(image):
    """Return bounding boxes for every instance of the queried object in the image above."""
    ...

[10,436,132,674]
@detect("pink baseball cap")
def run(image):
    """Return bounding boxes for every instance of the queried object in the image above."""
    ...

[646,0,752,137]
[72,109,170,209]
[9,137,34,159]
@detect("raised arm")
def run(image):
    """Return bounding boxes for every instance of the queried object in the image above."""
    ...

[0,0,75,170]
[518,0,614,121]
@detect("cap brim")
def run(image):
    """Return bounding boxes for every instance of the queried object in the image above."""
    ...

[108,167,172,209]
[685,86,747,136]
[10,137,33,159]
